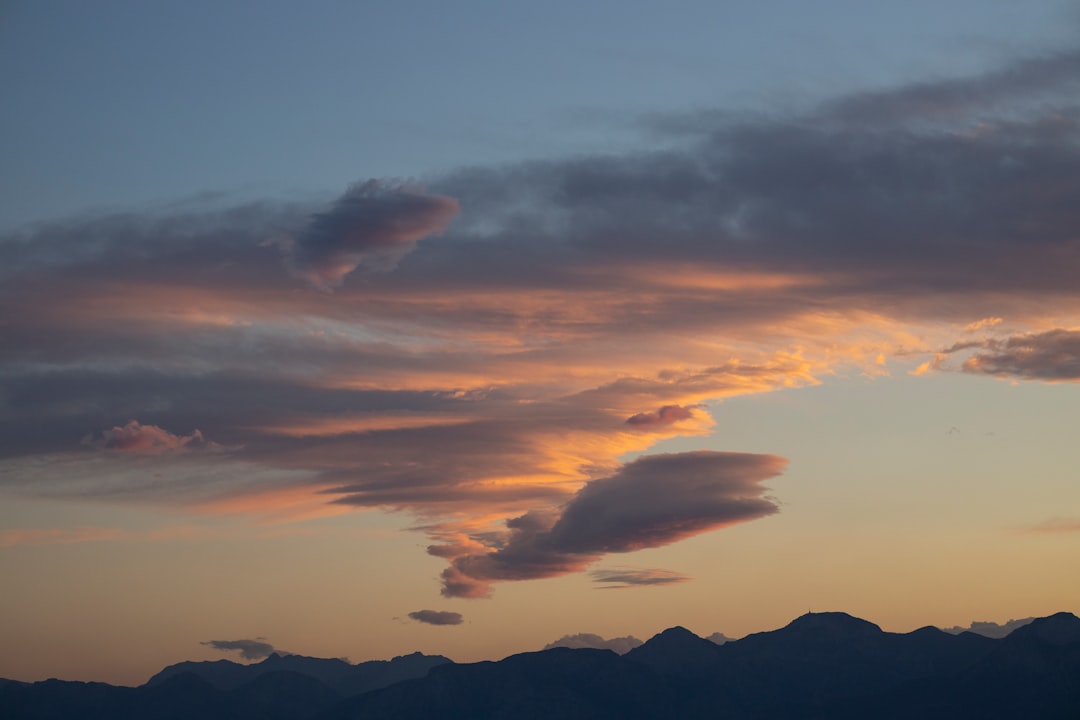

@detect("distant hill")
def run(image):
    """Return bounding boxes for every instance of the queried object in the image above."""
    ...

[3,612,1078,719]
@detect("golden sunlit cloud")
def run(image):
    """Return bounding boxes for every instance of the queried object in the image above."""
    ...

[965,317,1004,332]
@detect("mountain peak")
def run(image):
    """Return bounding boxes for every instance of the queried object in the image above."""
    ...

[1007,611,1080,645]
[626,625,720,677]
[784,611,882,635]
[655,625,699,640]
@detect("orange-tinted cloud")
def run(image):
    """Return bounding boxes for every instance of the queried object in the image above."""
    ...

[3,46,1080,601]
[965,317,1004,333]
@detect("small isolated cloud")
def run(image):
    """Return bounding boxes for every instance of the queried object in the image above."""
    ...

[91,420,214,454]
[543,633,642,654]
[201,638,278,661]
[706,632,733,645]
[589,567,691,589]
[625,405,696,429]
[408,609,464,626]
[285,179,459,290]
[941,618,1036,638]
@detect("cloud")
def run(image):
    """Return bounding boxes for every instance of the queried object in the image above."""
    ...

[543,633,642,654]
[626,405,696,429]
[940,618,1036,639]
[956,329,1080,381]
[588,567,692,589]
[439,451,785,597]
[407,610,464,626]
[964,317,1003,333]
[706,632,733,645]
[284,180,458,290]
[91,421,215,454]
[817,48,1080,126]
[3,45,1080,601]
[201,638,279,661]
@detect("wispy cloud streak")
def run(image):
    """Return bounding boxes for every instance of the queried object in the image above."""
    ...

[589,567,692,589]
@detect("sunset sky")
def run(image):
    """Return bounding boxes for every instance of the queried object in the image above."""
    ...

[2,1,1080,686]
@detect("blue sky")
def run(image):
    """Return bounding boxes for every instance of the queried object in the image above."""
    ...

[3,0,1076,229]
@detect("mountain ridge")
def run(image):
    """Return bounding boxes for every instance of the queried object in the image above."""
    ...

[2,611,1078,719]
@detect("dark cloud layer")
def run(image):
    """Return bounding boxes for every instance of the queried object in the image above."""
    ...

[408,610,464,626]
[201,638,278,661]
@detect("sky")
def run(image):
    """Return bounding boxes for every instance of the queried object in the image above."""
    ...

[2,0,1079,686]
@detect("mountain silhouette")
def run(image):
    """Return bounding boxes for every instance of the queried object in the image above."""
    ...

[147,650,450,697]
[624,625,723,679]
[323,647,668,720]
[2,611,1078,719]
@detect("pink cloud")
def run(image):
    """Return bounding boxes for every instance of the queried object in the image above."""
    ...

[96,421,214,454]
